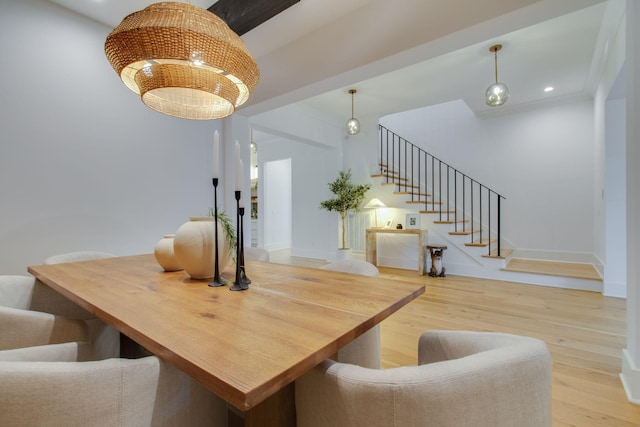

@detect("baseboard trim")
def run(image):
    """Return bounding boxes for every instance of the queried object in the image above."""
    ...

[603,280,627,298]
[621,349,640,405]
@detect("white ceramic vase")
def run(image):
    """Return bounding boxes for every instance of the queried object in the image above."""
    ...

[173,217,231,280]
[154,234,183,272]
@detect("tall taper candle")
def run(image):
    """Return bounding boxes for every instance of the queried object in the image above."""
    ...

[236,163,243,192]
[212,130,219,179]
[234,141,241,191]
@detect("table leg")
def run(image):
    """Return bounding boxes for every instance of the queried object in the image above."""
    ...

[366,230,377,267]
[418,231,425,275]
[228,383,296,427]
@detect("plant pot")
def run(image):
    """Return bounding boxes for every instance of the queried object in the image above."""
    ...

[173,217,231,280]
[335,248,352,261]
[154,234,183,272]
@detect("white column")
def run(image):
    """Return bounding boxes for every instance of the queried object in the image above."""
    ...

[622,0,640,405]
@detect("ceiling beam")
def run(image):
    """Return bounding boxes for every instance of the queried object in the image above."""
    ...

[209,0,300,36]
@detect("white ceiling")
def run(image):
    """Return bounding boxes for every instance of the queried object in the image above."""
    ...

[47,0,613,123]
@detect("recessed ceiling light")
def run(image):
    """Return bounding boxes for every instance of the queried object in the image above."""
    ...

[544,86,554,92]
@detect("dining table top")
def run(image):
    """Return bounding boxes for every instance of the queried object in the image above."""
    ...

[28,254,425,413]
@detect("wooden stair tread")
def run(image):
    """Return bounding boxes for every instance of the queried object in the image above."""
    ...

[408,201,441,205]
[434,219,468,224]
[419,210,454,214]
[372,174,409,182]
[377,164,402,175]
[393,183,421,189]
[482,248,513,259]
[394,191,430,197]
[502,258,602,281]
[465,238,496,247]
[449,228,481,235]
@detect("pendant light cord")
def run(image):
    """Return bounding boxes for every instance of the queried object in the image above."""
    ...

[351,91,355,117]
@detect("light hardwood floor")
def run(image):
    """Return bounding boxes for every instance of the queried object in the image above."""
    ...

[269,250,640,427]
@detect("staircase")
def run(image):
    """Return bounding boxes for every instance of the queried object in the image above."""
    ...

[376,125,507,255]
[370,125,602,292]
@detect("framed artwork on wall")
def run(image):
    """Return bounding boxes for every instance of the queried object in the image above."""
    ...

[406,213,420,229]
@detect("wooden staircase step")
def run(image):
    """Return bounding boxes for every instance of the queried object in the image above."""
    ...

[381,182,412,189]
[394,191,429,197]
[372,174,409,182]
[419,209,454,214]
[482,248,513,259]
[377,164,402,175]
[389,182,421,189]
[433,219,468,225]
[449,228,481,235]
[408,201,441,205]
[501,258,601,281]
[465,238,496,247]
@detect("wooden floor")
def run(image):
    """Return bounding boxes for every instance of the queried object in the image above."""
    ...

[503,258,602,281]
[269,250,640,427]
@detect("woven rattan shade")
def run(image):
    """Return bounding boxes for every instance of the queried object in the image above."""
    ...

[104,2,259,120]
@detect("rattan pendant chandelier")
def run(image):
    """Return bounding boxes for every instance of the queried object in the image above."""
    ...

[104,2,260,120]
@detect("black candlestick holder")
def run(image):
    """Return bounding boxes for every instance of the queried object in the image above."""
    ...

[209,178,227,287]
[239,206,251,285]
[230,191,248,291]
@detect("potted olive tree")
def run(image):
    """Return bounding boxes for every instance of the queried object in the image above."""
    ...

[320,169,370,259]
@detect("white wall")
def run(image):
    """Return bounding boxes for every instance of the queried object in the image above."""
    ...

[250,102,346,259]
[593,0,627,297]
[0,0,219,274]
[604,95,627,297]
[263,158,292,251]
[380,97,596,262]
[257,135,340,259]
[622,0,640,405]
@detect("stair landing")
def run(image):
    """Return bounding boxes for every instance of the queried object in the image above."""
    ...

[502,258,602,281]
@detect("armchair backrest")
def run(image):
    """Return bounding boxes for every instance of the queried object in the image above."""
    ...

[0,275,93,319]
[296,330,551,427]
[0,352,227,427]
[320,260,379,277]
[0,306,88,351]
[44,251,115,265]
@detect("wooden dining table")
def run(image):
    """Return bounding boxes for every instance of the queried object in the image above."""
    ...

[28,254,425,426]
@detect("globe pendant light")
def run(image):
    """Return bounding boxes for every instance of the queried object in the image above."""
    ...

[345,89,360,135]
[104,2,260,120]
[485,44,509,107]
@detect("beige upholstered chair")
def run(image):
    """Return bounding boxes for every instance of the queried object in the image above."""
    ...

[244,247,270,261]
[0,275,119,359]
[319,259,381,369]
[296,330,552,427]
[44,250,115,265]
[0,342,228,427]
[0,341,95,362]
[0,306,88,351]
[0,275,91,319]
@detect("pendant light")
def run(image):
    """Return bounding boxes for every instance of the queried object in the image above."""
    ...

[485,44,509,107]
[104,2,260,120]
[345,89,360,135]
